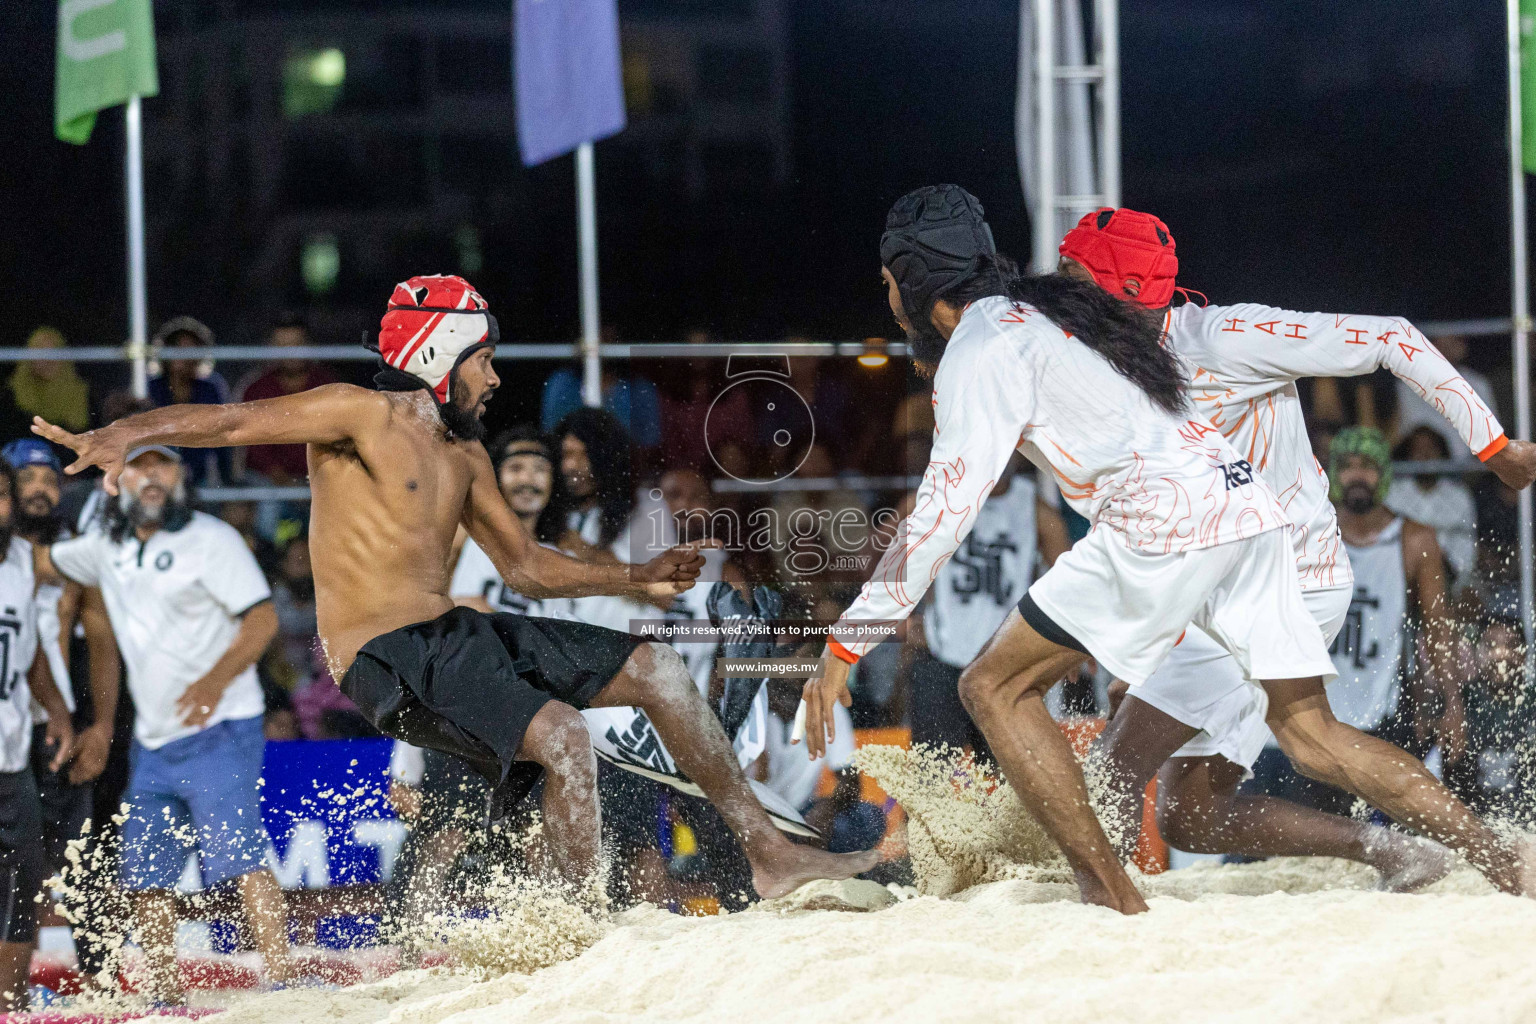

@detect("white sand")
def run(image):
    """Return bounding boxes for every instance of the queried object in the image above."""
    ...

[178,868,1536,1024]
[123,745,1536,1024]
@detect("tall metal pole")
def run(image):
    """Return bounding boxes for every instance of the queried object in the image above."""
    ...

[1099,0,1120,207]
[126,95,148,400]
[576,141,602,408]
[1508,0,1534,650]
[1031,0,1056,273]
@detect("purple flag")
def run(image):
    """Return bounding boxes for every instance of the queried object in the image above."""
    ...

[515,0,627,166]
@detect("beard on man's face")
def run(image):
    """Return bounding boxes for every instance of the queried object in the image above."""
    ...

[126,485,171,525]
[15,494,59,541]
[899,304,949,367]
[1341,481,1377,515]
[441,373,492,442]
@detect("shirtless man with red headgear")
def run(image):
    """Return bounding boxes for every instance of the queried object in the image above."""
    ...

[1055,208,1536,884]
[32,274,878,899]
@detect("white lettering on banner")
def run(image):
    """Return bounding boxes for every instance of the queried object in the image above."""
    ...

[60,0,127,62]
[266,820,330,889]
[175,852,203,895]
[351,819,408,883]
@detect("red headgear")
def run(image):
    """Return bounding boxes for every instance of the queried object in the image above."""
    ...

[1058,208,1178,309]
[373,275,497,401]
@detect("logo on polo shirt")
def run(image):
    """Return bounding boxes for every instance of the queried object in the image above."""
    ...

[154,551,174,571]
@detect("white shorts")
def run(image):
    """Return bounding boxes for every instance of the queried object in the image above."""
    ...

[1026,526,1338,689]
[1131,583,1353,770]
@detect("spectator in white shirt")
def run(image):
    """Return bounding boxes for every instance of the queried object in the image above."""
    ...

[37,446,291,1002]
[1385,425,1478,585]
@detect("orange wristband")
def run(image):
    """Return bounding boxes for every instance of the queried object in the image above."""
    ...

[827,638,859,664]
[1477,434,1509,462]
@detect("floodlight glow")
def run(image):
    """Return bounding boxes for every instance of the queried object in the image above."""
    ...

[310,49,345,87]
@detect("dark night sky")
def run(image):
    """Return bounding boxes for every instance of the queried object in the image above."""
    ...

[0,0,1520,380]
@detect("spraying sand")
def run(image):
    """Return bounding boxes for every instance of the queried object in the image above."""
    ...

[116,745,1536,1024]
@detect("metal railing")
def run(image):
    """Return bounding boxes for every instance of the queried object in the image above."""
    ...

[0,316,1504,365]
[196,462,1490,504]
[0,340,910,363]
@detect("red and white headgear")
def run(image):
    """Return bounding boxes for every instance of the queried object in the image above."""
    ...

[1058,208,1178,309]
[371,275,499,401]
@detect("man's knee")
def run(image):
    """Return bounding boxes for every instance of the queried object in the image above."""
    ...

[1153,786,1213,851]
[625,642,700,709]
[1152,797,1192,850]
[956,663,1000,716]
[520,702,595,777]
[958,660,1054,717]
[630,642,689,690]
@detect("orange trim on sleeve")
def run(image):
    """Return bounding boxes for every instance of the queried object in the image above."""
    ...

[1477,433,1509,462]
[827,638,859,664]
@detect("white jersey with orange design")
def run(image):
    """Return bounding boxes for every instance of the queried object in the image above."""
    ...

[1127,302,1505,767]
[829,294,1291,662]
[1166,302,1506,591]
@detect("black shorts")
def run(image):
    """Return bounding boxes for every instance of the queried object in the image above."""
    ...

[0,769,45,944]
[31,723,92,872]
[341,607,646,811]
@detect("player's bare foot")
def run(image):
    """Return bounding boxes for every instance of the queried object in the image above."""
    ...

[1074,868,1149,914]
[1372,835,1454,893]
[750,845,881,900]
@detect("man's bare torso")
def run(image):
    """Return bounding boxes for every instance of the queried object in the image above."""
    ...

[307,391,478,677]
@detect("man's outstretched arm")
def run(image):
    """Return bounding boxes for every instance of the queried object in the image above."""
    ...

[1192,304,1536,488]
[460,443,706,605]
[31,383,389,494]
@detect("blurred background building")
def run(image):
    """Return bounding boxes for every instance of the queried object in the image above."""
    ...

[142,0,791,346]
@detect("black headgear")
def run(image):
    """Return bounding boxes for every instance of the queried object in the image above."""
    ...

[880,186,996,337]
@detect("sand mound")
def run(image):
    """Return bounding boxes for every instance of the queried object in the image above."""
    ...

[753,877,899,914]
[855,743,1071,895]
[424,870,611,976]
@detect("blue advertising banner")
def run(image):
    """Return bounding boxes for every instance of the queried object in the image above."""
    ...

[260,738,403,891]
[172,738,403,894]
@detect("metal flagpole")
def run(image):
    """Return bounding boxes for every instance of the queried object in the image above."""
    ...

[1099,0,1120,207]
[1031,0,1056,273]
[1507,0,1534,651]
[126,95,149,400]
[576,141,602,408]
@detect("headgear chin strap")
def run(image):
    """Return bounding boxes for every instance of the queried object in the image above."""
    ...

[368,275,498,402]
[1058,207,1178,309]
[880,186,996,338]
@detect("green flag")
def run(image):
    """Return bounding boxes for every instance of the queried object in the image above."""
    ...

[1525,0,1536,172]
[54,0,158,145]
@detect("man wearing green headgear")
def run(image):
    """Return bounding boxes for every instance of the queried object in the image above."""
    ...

[1329,426,1395,512]
[1312,427,1461,792]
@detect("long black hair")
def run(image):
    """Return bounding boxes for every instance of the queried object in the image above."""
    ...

[554,406,634,549]
[934,253,1187,415]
